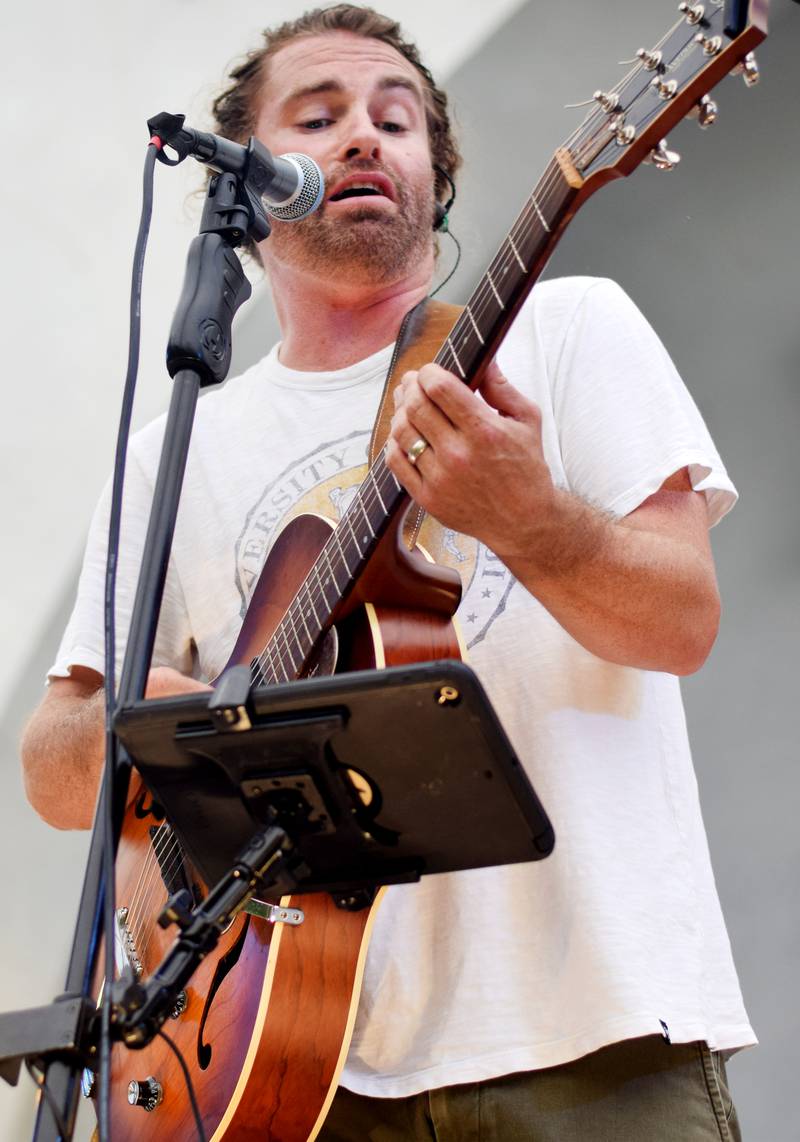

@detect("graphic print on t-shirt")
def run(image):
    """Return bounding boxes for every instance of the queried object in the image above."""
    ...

[233,429,515,649]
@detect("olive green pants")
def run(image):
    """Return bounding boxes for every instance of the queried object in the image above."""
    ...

[319,1036,741,1141]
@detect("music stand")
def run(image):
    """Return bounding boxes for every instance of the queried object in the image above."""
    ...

[99,658,554,1048]
[114,659,554,900]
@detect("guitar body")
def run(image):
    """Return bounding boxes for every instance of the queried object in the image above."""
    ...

[98,510,462,1141]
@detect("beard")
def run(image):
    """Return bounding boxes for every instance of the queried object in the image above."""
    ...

[265,159,434,284]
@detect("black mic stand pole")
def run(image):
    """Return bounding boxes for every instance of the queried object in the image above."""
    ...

[27,165,268,1142]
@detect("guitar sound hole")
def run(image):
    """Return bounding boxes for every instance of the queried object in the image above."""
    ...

[196,917,250,1070]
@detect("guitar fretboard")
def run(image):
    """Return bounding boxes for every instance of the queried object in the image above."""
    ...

[251,157,577,687]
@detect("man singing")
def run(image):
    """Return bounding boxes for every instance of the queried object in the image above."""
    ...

[22,6,753,1139]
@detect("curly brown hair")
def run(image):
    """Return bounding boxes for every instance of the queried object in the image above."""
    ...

[210,4,460,253]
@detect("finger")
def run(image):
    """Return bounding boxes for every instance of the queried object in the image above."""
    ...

[390,411,435,467]
[416,362,486,430]
[400,376,455,448]
[392,370,418,409]
[385,435,425,496]
[478,360,539,421]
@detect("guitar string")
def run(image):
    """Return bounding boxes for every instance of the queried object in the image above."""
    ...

[124,25,704,976]
[247,182,595,678]
[125,826,185,958]
[124,24,700,938]
[114,20,702,966]
[249,155,584,684]
[119,32,698,962]
[118,21,710,984]
[247,140,626,679]
[247,79,659,685]
[121,20,709,984]
[125,827,179,953]
[248,19,700,683]
[247,20,693,685]
[124,823,175,946]
[249,17,701,682]
[124,822,164,938]
[577,32,704,179]
[135,834,197,970]
[137,837,191,966]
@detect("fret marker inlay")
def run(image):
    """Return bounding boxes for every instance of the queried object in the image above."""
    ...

[531,193,551,233]
[447,336,466,379]
[486,271,505,308]
[509,235,527,273]
[466,306,485,344]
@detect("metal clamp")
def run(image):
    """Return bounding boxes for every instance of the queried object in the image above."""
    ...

[245,900,305,925]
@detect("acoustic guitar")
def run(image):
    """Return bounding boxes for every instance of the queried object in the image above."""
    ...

[89,3,768,1137]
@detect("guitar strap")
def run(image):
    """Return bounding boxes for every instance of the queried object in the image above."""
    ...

[368,298,463,548]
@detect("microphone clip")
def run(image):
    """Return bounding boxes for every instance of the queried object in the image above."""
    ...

[147,111,194,164]
[148,110,272,245]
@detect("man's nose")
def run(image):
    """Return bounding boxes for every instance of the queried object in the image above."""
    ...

[340,112,382,162]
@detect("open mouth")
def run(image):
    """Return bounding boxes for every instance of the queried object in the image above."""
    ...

[329,185,387,202]
[327,173,396,204]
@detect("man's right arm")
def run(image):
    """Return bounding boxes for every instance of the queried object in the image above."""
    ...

[21,666,210,830]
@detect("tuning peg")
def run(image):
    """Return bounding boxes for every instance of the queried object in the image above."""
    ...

[688,94,718,128]
[732,51,760,86]
[694,32,723,56]
[644,140,681,171]
[636,47,664,71]
[593,89,622,113]
[651,76,679,101]
[566,89,622,113]
[612,117,637,146]
[679,2,707,25]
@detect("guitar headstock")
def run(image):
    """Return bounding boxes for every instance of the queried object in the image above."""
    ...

[568,0,768,183]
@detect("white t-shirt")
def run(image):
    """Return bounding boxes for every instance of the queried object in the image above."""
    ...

[51,277,754,1097]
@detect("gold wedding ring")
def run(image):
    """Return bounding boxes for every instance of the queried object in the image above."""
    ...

[406,437,429,465]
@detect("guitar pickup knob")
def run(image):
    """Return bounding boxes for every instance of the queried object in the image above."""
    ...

[128,1076,163,1112]
[645,140,681,171]
[170,989,188,1019]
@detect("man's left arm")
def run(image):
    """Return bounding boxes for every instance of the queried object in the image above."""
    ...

[386,362,720,677]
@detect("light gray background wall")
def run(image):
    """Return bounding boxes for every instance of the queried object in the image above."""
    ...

[2,0,797,1137]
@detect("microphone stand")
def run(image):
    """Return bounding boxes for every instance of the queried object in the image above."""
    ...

[2,153,269,1142]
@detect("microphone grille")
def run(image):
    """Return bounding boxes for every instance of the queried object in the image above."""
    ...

[264,154,325,222]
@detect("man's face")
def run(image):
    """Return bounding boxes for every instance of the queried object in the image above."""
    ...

[253,32,436,285]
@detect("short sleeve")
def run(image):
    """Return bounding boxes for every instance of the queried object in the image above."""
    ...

[48,447,195,686]
[551,279,737,526]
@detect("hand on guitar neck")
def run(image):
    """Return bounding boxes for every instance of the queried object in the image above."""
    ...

[20,665,209,830]
[387,359,720,677]
[387,358,552,557]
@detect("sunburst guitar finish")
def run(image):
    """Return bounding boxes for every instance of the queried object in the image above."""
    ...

[96,510,462,1140]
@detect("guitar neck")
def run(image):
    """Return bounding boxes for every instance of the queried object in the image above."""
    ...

[253,154,585,686]
[255,0,770,682]
[434,150,583,385]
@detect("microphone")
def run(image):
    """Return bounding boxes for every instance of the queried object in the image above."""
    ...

[147,111,325,221]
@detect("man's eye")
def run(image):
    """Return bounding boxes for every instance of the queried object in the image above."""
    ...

[301,118,332,130]
[377,121,406,134]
